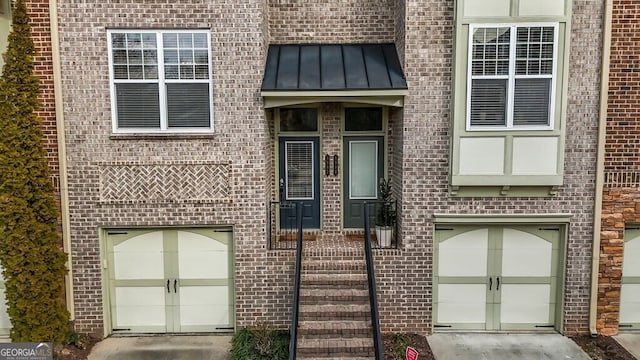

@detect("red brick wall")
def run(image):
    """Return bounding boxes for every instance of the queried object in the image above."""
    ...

[598,0,640,336]
[24,0,60,195]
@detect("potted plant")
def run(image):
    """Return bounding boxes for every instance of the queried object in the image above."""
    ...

[375,178,395,247]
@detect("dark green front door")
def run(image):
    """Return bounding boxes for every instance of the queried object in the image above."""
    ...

[343,136,384,228]
[279,137,321,229]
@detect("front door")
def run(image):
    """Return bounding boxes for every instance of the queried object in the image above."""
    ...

[434,226,560,331]
[278,137,321,229]
[620,228,640,330]
[106,228,234,334]
[343,136,384,228]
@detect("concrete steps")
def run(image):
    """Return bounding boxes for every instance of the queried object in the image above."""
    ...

[296,252,375,359]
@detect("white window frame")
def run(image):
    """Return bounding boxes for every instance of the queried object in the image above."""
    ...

[466,23,558,131]
[107,29,214,133]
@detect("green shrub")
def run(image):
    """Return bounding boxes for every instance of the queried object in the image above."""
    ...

[231,325,289,360]
[0,0,69,343]
[390,333,411,359]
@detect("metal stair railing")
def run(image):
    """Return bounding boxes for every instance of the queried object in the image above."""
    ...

[288,202,304,360]
[364,202,385,360]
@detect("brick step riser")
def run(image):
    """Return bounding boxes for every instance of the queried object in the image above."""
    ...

[302,274,368,280]
[302,262,366,269]
[300,296,370,305]
[303,281,369,289]
[302,251,365,258]
[302,269,367,275]
[297,358,374,360]
[299,314,370,322]
[297,348,375,357]
[299,329,373,338]
[303,286,369,292]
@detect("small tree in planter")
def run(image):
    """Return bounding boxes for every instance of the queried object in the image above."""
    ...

[375,178,395,247]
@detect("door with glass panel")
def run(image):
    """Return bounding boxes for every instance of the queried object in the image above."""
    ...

[343,137,384,228]
[434,226,559,331]
[620,229,640,330]
[278,137,321,229]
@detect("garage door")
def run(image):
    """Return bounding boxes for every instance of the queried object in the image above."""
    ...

[434,225,560,331]
[620,229,640,330]
[106,228,234,334]
[0,271,10,336]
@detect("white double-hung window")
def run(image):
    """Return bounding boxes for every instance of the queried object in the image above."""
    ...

[108,30,213,132]
[467,24,557,130]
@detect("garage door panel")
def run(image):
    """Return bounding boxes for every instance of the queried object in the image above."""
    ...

[502,229,552,277]
[623,234,640,276]
[439,229,488,277]
[178,231,230,279]
[621,284,640,324]
[179,251,228,279]
[113,231,164,280]
[437,284,487,324]
[114,287,167,328]
[0,288,10,335]
[621,231,640,328]
[179,286,230,327]
[500,284,551,324]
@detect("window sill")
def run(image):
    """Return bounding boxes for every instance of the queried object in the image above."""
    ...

[449,185,561,197]
[109,133,217,141]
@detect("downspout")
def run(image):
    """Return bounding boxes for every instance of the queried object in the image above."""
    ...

[49,0,74,321]
[589,0,613,336]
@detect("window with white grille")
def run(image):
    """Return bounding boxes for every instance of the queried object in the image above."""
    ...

[467,24,557,130]
[108,30,213,132]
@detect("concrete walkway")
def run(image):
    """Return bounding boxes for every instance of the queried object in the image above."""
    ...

[614,333,640,359]
[427,333,591,360]
[87,335,232,360]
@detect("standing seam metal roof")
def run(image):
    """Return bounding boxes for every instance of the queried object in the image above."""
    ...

[261,44,408,91]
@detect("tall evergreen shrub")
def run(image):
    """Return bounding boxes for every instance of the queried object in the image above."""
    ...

[0,0,69,342]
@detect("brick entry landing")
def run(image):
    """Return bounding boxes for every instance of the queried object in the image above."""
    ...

[275,232,390,251]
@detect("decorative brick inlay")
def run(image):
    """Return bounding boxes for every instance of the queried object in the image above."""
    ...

[604,172,640,187]
[100,163,231,203]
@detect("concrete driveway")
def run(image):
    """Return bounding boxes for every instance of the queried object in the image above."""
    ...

[427,333,591,360]
[614,333,640,359]
[87,335,232,360]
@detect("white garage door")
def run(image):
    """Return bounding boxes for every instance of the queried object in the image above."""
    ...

[620,229,640,330]
[0,271,10,336]
[106,228,234,334]
[434,225,560,331]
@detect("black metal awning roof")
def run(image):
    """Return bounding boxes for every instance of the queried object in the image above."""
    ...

[261,44,408,92]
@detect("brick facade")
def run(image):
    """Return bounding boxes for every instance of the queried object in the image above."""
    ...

[24,0,60,196]
[57,0,273,335]
[267,0,395,44]
[597,0,640,336]
[58,0,602,337]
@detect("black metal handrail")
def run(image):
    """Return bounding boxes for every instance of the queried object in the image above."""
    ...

[364,202,384,360]
[288,202,303,360]
[269,201,298,250]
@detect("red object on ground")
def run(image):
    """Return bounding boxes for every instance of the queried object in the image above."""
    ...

[406,346,419,360]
